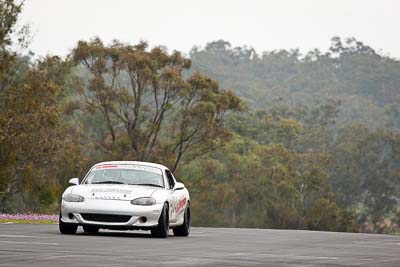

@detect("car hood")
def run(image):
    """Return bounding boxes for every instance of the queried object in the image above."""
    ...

[69,184,161,201]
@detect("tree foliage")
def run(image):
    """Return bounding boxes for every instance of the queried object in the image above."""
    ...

[0,1,83,211]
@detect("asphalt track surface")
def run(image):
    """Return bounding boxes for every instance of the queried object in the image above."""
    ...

[0,224,399,266]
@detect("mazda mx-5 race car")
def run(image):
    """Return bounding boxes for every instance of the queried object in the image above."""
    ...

[59,161,190,238]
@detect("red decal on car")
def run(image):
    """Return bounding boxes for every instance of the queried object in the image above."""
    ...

[96,165,118,169]
[176,197,187,212]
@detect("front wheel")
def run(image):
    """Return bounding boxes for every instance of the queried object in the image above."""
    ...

[151,203,169,238]
[173,205,190,236]
[59,215,78,235]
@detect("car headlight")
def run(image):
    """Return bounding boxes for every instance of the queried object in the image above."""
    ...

[63,194,85,202]
[130,197,156,206]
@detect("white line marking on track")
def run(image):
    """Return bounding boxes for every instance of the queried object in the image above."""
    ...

[0,241,58,245]
[231,253,383,263]
[229,252,341,260]
[0,235,41,238]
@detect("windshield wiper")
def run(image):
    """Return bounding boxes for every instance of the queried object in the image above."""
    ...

[129,183,163,188]
[92,181,125,184]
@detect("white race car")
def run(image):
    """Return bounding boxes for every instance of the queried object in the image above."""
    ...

[59,161,190,238]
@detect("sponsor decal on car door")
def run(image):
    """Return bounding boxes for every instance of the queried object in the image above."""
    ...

[165,170,178,222]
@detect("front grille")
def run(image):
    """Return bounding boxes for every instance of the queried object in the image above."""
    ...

[81,213,131,223]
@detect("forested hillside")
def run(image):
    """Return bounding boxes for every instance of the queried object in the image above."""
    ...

[190,39,400,129]
[1,0,399,234]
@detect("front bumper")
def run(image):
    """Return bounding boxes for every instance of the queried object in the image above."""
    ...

[60,199,163,228]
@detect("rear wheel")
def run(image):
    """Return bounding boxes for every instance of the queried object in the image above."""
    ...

[173,205,190,236]
[59,214,78,235]
[151,203,169,238]
[83,225,99,233]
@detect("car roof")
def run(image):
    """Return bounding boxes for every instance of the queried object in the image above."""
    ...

[93,161,169,171]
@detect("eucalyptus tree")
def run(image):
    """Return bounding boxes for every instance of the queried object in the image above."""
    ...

[72,38,241,171]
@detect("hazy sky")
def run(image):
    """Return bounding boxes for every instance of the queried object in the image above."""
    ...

[20,0,400,58]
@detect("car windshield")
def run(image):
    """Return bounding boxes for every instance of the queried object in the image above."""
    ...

[84,165,164,188]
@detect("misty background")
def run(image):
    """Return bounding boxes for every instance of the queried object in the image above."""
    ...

[21,0,400,58]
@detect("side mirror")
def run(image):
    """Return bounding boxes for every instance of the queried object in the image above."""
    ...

[174,182,184,191]
[69,178,79,186]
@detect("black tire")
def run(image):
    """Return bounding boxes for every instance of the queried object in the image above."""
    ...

[59,215,78,235]
[151,203,169,238]
[83,225,99,233]
[173,205,190,236]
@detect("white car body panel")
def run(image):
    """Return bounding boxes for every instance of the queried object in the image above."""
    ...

[60,161,190,230]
